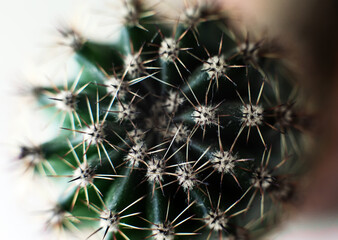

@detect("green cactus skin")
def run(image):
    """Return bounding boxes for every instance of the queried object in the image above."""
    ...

[17,1,310,239]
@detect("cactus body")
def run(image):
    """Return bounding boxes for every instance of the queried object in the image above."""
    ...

[18,1,309,239]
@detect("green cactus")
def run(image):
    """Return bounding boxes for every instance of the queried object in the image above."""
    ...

[17,1,310,239]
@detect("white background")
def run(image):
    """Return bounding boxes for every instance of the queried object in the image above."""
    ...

[0,1,78,239]
[0,1,121,239]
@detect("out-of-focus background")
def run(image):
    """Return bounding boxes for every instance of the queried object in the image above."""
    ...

[0,1,77,239]
[1,0,338,239]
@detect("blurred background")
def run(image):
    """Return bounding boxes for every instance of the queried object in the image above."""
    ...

[0,1,78,239]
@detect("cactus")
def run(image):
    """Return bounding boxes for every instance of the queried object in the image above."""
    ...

[17,0,310,239]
